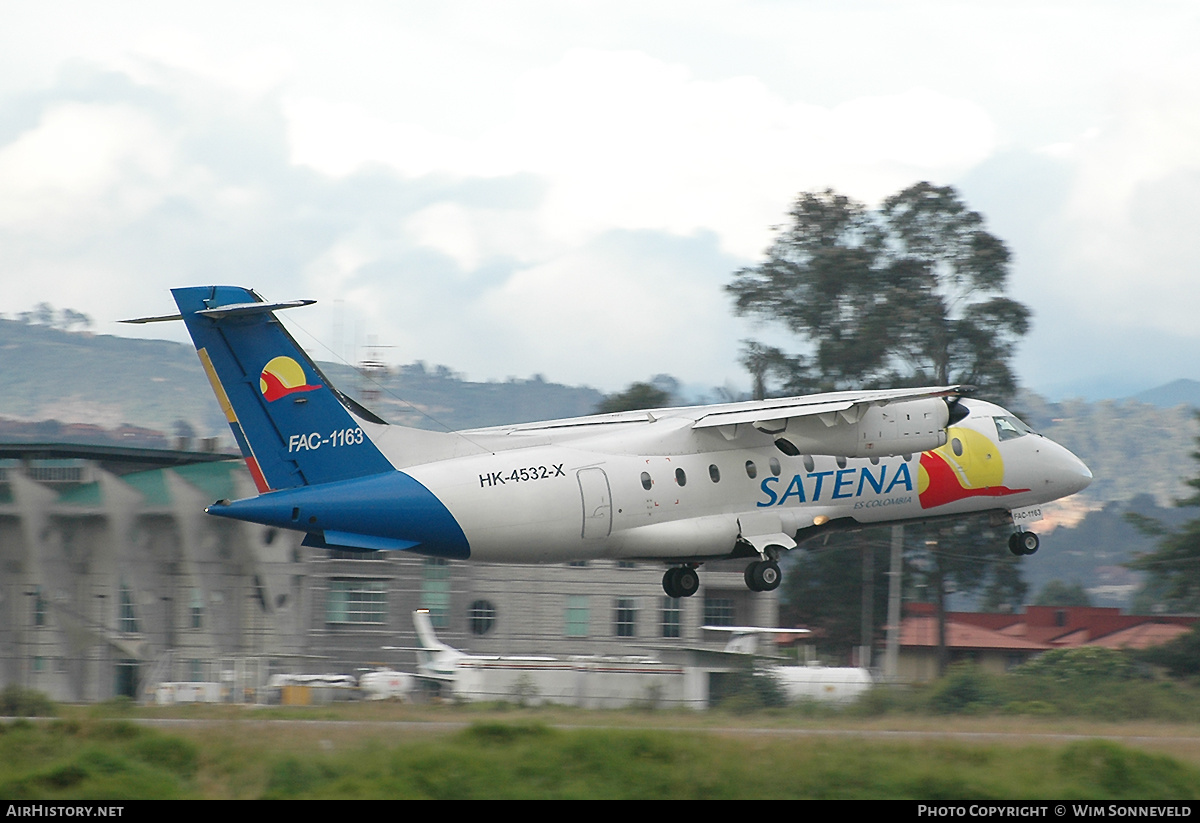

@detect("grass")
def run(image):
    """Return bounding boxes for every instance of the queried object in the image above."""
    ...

[8,654,1200,799]
[4,704,1200,799]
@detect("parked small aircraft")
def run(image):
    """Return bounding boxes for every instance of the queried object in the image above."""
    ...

[126,286,1092,596]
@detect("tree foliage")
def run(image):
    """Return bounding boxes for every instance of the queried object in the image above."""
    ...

[1127,415,1200,613]
[742,183,1032,661]
[596,376,678,414]
[727,182,1029,400]
[1034,580,1093,607]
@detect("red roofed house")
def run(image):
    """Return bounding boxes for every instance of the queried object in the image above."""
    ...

[893,603,1196,682]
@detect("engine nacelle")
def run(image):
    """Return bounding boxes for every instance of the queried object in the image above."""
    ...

[774,397,949,458]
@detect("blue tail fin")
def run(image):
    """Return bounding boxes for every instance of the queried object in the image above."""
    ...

[172,286,395,492]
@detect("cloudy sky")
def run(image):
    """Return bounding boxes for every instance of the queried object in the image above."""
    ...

[1,1,1197,401]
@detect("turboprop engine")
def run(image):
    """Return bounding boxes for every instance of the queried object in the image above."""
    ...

[764,396,950,458]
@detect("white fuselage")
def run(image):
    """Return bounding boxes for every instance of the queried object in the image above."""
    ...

[384,398,1091,564]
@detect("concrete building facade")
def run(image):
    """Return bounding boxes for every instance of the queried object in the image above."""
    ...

[0,447,777,703]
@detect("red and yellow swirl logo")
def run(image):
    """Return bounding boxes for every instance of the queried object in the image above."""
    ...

[918,427,1028,509]
[260,356,320,402]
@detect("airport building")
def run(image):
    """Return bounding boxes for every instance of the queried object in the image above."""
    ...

[0,444,778,703]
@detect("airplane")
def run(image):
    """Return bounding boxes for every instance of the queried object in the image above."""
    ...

[700,626,873,705]
[410,608,555,685]
[700,625,811,655]
[406,609,683,706]
[124,285,1093,598]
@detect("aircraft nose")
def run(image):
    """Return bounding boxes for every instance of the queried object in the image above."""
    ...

[1051,442,1092,496]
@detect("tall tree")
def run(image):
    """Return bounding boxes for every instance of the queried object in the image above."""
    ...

[727,182,1030,400]
[733,182,1032,669]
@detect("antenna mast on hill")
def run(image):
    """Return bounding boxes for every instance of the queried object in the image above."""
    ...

[358,335,393,405]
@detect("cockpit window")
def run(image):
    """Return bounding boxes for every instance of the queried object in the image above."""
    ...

[994,415,1037,441]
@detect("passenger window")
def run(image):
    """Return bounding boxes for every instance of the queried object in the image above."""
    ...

[745,460,757,479]
[709,464,720,483]
[675,467,687,487]
[803,455,815,473]
[640,472,652,491]
[769,457,781,476]
[952,438,963,457]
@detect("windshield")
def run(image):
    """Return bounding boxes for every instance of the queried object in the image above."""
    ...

[993,415,1037,441]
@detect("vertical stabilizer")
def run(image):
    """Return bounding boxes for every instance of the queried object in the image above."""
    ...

[172,286,395,492]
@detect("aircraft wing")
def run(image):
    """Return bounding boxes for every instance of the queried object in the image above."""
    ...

[463,385,965,437]
[691,385,964,458]
[461,385,964,459]
[690,385,963,432]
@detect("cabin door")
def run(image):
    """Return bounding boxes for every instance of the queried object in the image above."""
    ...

[577,467,613,539]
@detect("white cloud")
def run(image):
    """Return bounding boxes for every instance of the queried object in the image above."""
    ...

[285,47,998,261]
[0,102,174,231]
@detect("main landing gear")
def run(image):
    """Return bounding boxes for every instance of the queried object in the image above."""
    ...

[744,559,782,592]
[660,557,784,597]
[1008,531,1040,556]
[662,565,700,599]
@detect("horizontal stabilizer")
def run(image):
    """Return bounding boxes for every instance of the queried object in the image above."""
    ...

[121,299,315,324]
[197,299,316,319]
[119,313,183,324]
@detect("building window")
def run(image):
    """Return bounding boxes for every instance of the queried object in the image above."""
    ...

[566,596,590,637]
[469,600,496,635]
[326,579,387,624]
[32,586,47,627]
[703,597,734,627]
[421,558,451,628]
[661,597,681,638]
[614,598,637,637]
[189,588,204,629]
[119,582,139,634]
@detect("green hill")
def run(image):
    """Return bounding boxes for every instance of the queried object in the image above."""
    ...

[0,318,605,439]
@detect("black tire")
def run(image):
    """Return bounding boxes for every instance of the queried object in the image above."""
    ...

[1008,531,1040,556]
[745,560,781,592]
[745,562,762,592]
[662,567,682,598]
[757,560,782,591]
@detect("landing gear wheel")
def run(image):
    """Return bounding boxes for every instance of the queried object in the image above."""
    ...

[744,560,782,592]
[1008,531,1040,556]
[662,566,700,598]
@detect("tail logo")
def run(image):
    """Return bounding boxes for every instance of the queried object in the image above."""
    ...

[260,356,320,402]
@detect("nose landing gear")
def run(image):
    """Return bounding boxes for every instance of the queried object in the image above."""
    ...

[1008,531,1040,556]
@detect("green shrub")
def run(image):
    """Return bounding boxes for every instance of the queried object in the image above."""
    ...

[925,663,1003,714]
[1015,647,1143,682]
[0,685,56,717]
